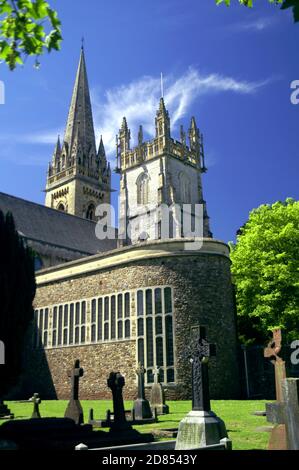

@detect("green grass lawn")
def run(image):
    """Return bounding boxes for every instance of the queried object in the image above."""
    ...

[0,400,270,450]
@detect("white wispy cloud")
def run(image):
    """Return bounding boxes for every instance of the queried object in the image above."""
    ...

[91,67,269,159]
[231,17,277,32]
[5,67,270,164]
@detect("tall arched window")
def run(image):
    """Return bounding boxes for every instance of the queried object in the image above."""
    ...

[137,173,149,205]
[86,203,95,221]
[179,172,191,203]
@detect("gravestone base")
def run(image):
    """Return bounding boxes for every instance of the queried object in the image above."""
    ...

[132,398,153,421]
[64,400,84,425]
[175,410,228,450]
[268,425,287,450]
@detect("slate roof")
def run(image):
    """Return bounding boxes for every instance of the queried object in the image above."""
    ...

[0,192,117,255]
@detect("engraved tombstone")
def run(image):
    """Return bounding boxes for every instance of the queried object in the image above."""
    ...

[150,366,169,415]
[264,329,287,450]
[107,371,132,432]
[30,393,41,419]
[175,326,229,450]
[64,359,84,425]
[132,363,153,420]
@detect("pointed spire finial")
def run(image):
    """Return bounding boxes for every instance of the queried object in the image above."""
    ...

[98,134,106,158]
[121,116,128,131]
[159,96,166,113]
[81,36,85,50]
[190,116,198,130]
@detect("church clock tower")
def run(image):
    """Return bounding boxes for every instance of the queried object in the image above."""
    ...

[45,47,111,220]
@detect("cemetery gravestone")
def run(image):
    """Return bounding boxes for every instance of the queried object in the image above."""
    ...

[107,371,132,432]
[282,378,299,450]
[264,329,287,450]
[30,393,41,419]
[64,359,84,425]
[175,325,229,450]
[132,363,153,420]
[150,366,169,415]
[0,399,13,419]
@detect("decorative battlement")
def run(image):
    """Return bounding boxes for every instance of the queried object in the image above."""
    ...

[115,98,207,173]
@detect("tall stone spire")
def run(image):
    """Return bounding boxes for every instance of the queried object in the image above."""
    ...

[64,46,96,158]
[45,46,112,218]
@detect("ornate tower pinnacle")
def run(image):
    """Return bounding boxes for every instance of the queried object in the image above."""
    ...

[155,97,170,140]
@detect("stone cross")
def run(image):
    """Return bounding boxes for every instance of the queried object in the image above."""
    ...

[68,359,84,400]
[264,329,286,403]
[64,359,84,425]
[189,325,216,412]
[30,393,41,419]
[136,362,146,400]
[153,366,160,385]
[107,371,131,430]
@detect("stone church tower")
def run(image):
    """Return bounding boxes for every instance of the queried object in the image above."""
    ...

[45,47,111,220]
[116,98,212,244]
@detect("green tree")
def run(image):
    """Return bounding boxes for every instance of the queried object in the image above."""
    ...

[230,199,299,345]
[0,210,36,397]
[0,0,62,70]
[216,0,299,23]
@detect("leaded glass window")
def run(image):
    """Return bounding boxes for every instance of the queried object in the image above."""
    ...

[136,286,175,384]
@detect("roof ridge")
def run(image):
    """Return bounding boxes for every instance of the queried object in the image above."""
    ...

[0,191,116,229]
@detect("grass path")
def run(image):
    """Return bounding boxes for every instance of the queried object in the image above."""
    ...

[1,400,270,450]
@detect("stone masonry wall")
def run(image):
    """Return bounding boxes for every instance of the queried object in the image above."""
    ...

[26,250,240,401]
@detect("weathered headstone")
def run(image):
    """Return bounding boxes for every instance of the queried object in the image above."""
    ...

[264,329,287,450]
[132,363,153,420]
[282,378,299,450]
[266,378,299,450]
[175,325,229,450]
[150,366,169,415]
[0,399,14,419]
[107,371,132,432]
[64,359,84,425]
[264,329,286,402]
[30,393,41,419]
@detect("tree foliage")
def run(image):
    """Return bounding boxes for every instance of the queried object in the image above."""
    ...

[0,210,36,397]
[216,0,299,23]
[0,0,62,70]
[230,199,299,345]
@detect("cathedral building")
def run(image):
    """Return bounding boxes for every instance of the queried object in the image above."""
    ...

[2,48,240,400]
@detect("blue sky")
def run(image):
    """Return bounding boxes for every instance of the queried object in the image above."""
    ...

[0,0,298,243]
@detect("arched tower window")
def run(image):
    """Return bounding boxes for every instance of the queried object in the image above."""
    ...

[137,173,149,205]
[57,203,65,212]
[179,172,191,204]
[86,203,95,221]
